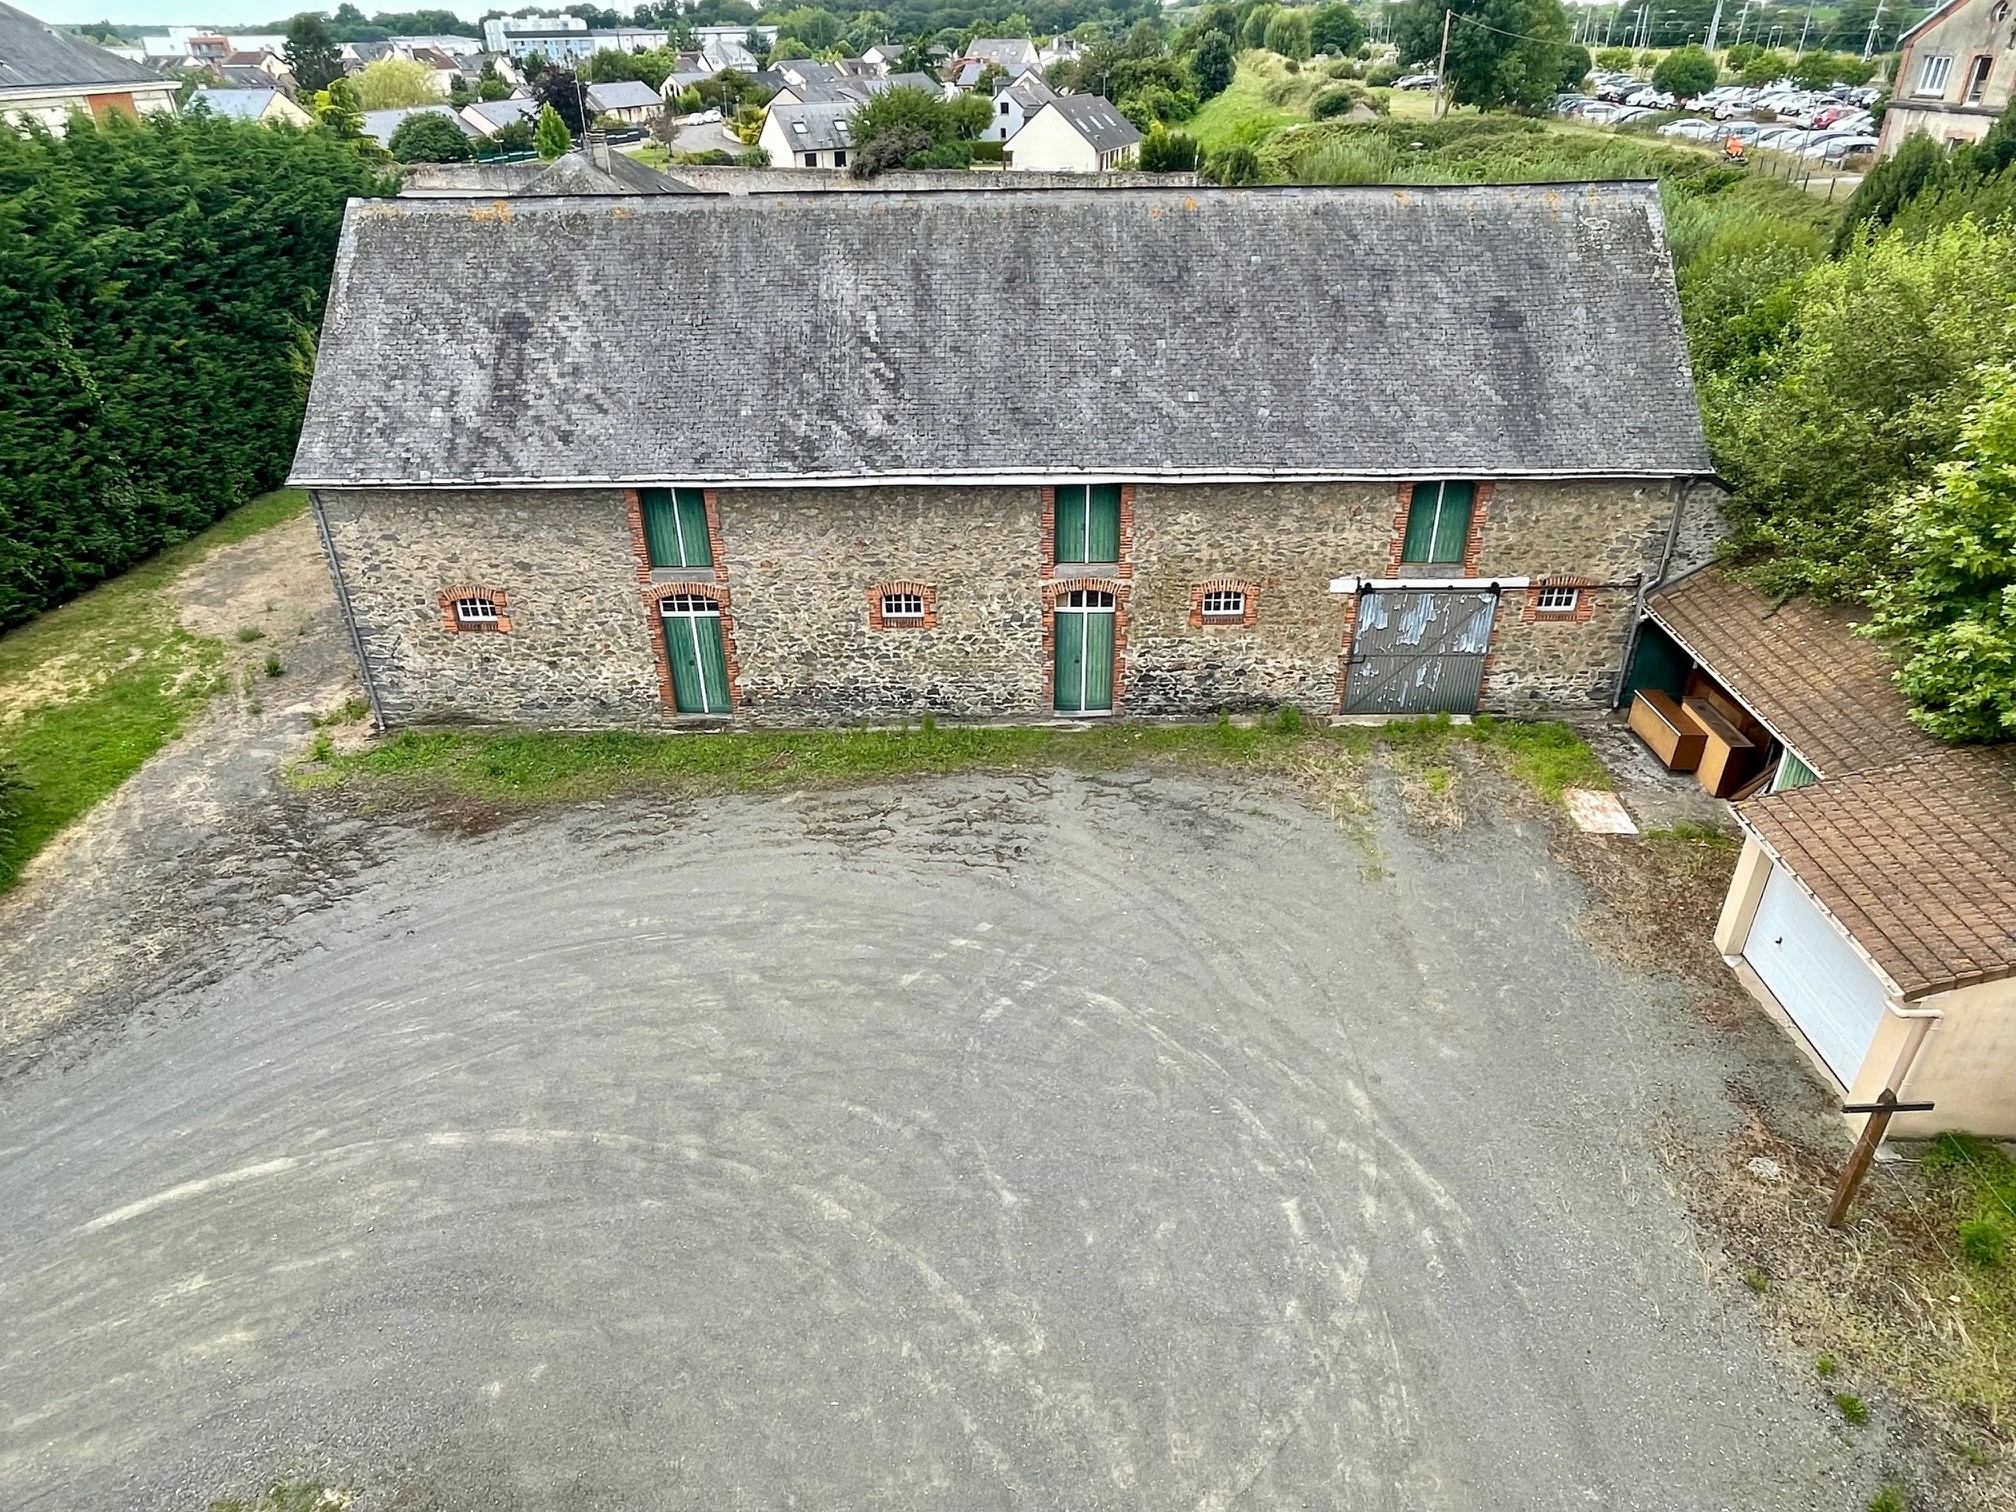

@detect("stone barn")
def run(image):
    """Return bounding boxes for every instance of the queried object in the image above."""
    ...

[289,183,1718,728]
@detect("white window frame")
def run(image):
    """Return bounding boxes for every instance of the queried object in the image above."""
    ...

[1534,586,1580,613]
[453,596,501,627]
[1915,54,1953,97]
[881,591,925,621]
[1200,588,1246,621]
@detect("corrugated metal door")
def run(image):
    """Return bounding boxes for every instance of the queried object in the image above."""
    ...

[1054,590,1115,713]
[1343,589,1497,714]
[1743,863,1888,1085]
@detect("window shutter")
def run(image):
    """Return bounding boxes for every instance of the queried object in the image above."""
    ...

[673,489,713,568]
[1430,482,1474,562]
[1402,482,1474,565]
[1054,485,1089,563]
[640,489,681,568]
[1086,484,1121,563]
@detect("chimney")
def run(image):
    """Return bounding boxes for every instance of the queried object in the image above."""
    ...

[585,130,612,174]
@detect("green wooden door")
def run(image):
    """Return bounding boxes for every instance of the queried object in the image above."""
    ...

[1053,591,1115,713]
[660,596,731,714]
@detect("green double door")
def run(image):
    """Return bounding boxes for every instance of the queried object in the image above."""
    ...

[658,594,732,714]
[1053,589,1115,714]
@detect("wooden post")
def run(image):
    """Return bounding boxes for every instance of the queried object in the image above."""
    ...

[1435,9,1452,118]
[1828,1087,1935,1227]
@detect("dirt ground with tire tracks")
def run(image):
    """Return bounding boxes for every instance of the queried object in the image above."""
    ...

[0,520,1972,1512]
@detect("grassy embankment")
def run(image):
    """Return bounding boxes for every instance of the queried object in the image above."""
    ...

[1190,51,1838,265]
[0,489,306,889]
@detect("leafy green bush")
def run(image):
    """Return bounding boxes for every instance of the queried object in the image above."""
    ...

[1205,143,1262,183]
[1652,45,1717,101]
[1311,83,1373,119]
[1365,62,1400,86]
[1138,126,1200,171]
[388,110,473,163]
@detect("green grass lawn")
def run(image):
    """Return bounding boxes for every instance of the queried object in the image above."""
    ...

[0,489,306,889]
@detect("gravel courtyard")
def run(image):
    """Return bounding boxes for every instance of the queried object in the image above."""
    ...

[0,767,1900,1511]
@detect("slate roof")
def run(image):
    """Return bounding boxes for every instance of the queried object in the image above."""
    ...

[766,97,853,152]
[290,182,1713,488]
[0,1,164,90]
[360,104,475,147]
[962,37,1038,70]
[1039,93,1141,152]
[191,85,279,118]
[1003,73,1058,111]
[1648,567,1945,780]
[461,95,536,130]
[400,148,696,195]
[585,79,661,112]
[1742,748,2016,998]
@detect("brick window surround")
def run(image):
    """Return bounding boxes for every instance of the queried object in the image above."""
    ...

[440,584,511,633]
[643,580,742,716]
[1041,576,1130,713]
[1038,483,1136,582]
[625,489,739,716]
[867,580,938,630]
[1190,579,1260,629]
[1386,481,1493,576]
[1522,577,1602,624]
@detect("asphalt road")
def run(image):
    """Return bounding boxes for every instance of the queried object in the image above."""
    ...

[0,773,1885,1510]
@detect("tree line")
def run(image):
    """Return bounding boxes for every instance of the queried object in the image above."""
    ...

[0,112,392,630]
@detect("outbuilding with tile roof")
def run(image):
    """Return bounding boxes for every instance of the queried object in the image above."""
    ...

[1635,566,2016,1138]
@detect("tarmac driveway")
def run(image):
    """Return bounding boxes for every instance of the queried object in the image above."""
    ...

[0,772,1884,1510]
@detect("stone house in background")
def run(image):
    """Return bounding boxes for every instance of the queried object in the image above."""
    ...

[289,183,1719,730]
[1878,0,2014,154]
[0,1,180,134]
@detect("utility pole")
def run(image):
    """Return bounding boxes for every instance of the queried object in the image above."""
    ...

[1794,0,1816,57]
[1828,1089,1936,1226]
[1435,7,1451,118]
[1861,0,1885,60]
[1706,0,1724,53]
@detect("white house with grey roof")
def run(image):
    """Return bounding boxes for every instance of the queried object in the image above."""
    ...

[190,85,312,126]
[0,0,179,133]
[459,96,537,136]
[984,69,1058,142]
[292,183,1718,731]
[1007,94,1141,171]
[757,98,857,167]
[584,79,663,123]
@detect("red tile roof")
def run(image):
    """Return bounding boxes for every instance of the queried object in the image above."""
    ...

[1648,567,1944,779]
[1650,569,2016,998]
[1742,748,2016,998]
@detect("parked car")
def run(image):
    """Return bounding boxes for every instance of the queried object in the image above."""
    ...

[1658,117,1720,140]
[1624,87,1675,109]
[1394,72,1438,90]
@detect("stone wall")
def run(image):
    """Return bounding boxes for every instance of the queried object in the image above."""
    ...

[317,488,663,727]
[1127,482,1389,715]
[317,476,1700,728]
[720,485,1047,723]
[662,166,1202,194]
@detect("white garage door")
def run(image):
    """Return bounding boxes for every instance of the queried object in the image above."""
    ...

[1743,863,1890,1086]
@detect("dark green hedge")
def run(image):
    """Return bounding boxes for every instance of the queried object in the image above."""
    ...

[0,110,392,630]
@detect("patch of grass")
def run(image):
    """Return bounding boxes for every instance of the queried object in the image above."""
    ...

[208,1482,348,1512]
[264,651,284,678]
[236,626,266,643]
[1867,1482,1910,1512]
[1835,1391,1870,1425]
[304,713,1605,817]
[1925,1134,2016,1270]
[1817,1353,1837,1377]
[1743,1264,1773,1293]
[0,489,307,889]
[1188,51,1317,154]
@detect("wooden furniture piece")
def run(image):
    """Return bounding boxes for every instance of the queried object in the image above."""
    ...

[1683,696,1756,798]
[1628,689,1707,772]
